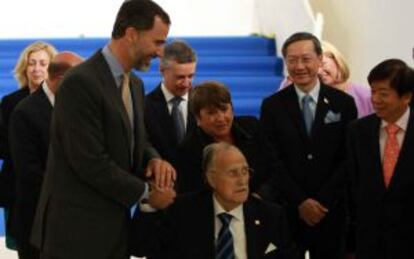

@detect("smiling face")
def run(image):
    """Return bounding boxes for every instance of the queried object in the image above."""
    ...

[196,103,234,141]
[162,61,196,96]
[129,16,169,71]
[371,79,412,123]
[319,54,340,86]
[207,147,249,211]
[285,40,322,92]
[26,49,51,91]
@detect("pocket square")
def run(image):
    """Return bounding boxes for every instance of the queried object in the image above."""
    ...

[324,110,341,124]
[265,242,277,254]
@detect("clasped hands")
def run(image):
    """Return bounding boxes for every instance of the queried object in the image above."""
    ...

[145,158,177,209]
[298,198,329,226]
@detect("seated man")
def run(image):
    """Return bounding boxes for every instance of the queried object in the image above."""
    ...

[131,142,298,259]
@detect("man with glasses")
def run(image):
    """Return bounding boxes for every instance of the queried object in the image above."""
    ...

[260,32,357,259]
[132,142,298,259]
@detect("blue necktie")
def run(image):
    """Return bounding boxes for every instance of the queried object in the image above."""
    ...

[216,213,235,259]
[171,96,185,143]
[302,95,314,135]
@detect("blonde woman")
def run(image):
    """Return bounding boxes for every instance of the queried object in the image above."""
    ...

[319,41,373,118]
[0,41,56,251]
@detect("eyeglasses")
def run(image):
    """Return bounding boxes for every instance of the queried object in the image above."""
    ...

[211,166,253,178]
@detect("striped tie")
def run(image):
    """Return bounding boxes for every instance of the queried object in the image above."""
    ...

[216,213,235,259]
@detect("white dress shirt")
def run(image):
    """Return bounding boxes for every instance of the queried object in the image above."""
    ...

[379,107,410,161]
[294,80,321,118]
[213,196,247,259]
[42,81,55,107]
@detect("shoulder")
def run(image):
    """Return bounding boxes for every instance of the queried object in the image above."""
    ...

[247,196,284,217]
[1,88,29,106]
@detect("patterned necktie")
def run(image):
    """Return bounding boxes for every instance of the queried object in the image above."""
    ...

[216,213,235,259]
[121,73,134,129]
[171,96,185,143]
[302,95,314,135]
[383,123,400,188]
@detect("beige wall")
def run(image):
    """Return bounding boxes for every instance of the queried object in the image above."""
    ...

[311,0,413,85]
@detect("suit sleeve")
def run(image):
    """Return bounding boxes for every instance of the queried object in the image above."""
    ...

[54,73,147,207]
[9,107,45,201]
[259,98,308,206]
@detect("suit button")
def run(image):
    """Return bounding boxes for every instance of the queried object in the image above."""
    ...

[307,154,313,160]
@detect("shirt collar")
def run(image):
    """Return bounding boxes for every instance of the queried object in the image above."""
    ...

[42,81,55,106]
[294,80,321,103]
[161,82,189,103]
[381,107,410,132]
[213,194,244,221]
[102,45,126,88]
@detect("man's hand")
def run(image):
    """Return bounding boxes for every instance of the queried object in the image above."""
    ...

[298,198,328,226]
[145,158,176,189]
[147,183,176,210]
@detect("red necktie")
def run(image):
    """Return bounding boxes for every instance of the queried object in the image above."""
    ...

[383,124,400,187]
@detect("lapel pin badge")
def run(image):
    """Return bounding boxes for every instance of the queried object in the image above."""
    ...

[324,97,329,105]
[255,219,261,226]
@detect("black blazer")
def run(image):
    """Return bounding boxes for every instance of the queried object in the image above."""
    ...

[260,84,357,209]
[348,110,414,259]
[9,86,52,243]
[144,85,196,165]
[131,190,298,259]
[31,51,159,259]
[0,87,29,208]
[177,116,280,195]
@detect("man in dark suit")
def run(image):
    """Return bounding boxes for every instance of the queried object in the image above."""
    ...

[259,32,357,259]
[132,142,298,259]
[9,51,83,259]
[31,1,177,259]
[348,59,414,259]
[144,40,197,165]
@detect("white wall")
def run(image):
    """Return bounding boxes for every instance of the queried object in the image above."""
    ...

[0,0,255,38]
[311,0,414,85]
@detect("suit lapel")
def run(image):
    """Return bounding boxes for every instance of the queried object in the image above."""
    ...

[93,52,133,155]
[199,193,215,259]
[152,86,177,142]
[244,199,262,259]
[311,86,330,138]
[387,109,414,191]
[284,86,309,142]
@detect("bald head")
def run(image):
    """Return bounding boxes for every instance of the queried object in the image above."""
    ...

[47,51,83,93]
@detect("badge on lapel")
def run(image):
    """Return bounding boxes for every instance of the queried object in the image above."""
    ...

[324,110,341,124]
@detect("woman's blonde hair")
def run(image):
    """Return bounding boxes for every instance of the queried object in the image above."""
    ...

[13,41,57,88]
[321,41,350,83]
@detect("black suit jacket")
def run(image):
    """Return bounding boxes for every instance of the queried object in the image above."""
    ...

[9,86,52,243]
[131,191,298,259]
[348,110,414,259]
[0,87,29,208]
[31,51,159,259]
[177,116,279,195]
[144,85,195,165]
[260,84,357,210]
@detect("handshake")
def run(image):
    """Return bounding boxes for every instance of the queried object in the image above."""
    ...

[145,158,177,210]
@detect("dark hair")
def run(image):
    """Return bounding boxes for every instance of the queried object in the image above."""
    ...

[190,81,232,117]
[160,40,197,68]
[282,32,322,57]
[112,0,170,39]
[368,59,414,96]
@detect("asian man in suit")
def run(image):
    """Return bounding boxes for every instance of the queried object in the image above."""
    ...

[347,59,414,259]
[31,1,177,258]
[259,32,357,259]
[9,51,83,259]
[132,142,298,259]
[144,40,197,166]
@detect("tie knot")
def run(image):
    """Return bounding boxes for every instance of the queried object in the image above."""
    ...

[302,95,312,105]
[171,96,183,107]
[218,213,233,226]
[385,123,400,135]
